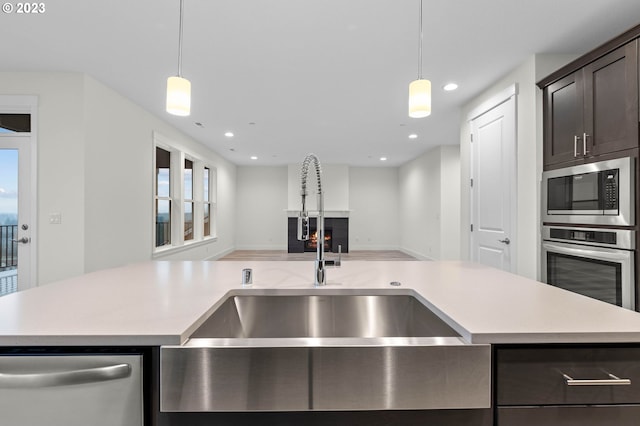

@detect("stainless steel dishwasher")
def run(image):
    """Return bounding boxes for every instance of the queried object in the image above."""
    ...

[0,353,143,426]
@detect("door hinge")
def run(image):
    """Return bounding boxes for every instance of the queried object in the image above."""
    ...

[470,224,474,232]
[470,133,473,142]
[470,178,473,187]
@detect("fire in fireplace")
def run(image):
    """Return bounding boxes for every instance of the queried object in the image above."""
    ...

[305,229,332,252]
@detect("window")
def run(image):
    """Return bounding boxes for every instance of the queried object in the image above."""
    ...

[153,133,217,254]
[155,147,171,248]
[204,167,211,237]
[184,158,194,242]
[0,114,31,133]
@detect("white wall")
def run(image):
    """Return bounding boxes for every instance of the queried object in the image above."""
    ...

[459,54,577,280]
[236,165,403,251]
[349,167,399,250]
[399,145,461,260]
[83,75,237,269]
[0,72,87,283]
[0,71,237,285]
[287,163,349,212]
[440,146,461,259]
[235,166,288,250]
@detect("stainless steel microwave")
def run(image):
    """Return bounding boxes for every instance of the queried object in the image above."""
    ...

[542,157,635,226]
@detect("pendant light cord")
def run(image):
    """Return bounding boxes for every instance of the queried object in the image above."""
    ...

[177,0,185,77]
[417,0,423,79]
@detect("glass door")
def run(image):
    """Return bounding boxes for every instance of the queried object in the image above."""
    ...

[0,113,33,296]
[0,148,18,295]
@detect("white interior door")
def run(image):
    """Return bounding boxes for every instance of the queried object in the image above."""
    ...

[470,95,516,272]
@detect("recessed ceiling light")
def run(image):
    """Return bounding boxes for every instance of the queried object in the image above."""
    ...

[250,156,258,160]
[443,83,458,91]
[408,134,418,139]
[380,157,387,161]
[224,131,234,137]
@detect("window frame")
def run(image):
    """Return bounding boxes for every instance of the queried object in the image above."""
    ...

[203,166,215,238]
[152,132,217,256]
[154,146,173,249]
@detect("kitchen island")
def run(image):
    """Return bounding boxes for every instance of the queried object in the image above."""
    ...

[2,260,640,426]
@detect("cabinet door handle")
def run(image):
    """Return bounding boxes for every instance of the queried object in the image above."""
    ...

[574,135,579,157]
[562,373,631,386]
[583,132,589,155]
[0,363,131,389]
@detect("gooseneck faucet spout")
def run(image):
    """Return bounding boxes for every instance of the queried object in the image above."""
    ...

[297,154,341,286]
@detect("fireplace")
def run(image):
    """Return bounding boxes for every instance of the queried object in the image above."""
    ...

[305,229,332,252]
[288,217,348,253]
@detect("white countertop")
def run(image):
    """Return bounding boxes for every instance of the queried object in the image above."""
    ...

[2,260,640,346]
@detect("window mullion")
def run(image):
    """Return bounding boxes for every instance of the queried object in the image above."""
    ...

[172,150,185,246]
[193,161,204,241]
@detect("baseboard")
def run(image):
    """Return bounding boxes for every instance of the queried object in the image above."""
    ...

[206,247,236,260]
[233,244,287,251]
[399,247,434,261]
[348,245,400,251]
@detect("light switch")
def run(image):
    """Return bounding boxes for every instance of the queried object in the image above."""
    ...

[49,213,62,224]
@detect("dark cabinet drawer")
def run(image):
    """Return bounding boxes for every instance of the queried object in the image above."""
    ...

[498,405,640,426]
[496,346,640,405]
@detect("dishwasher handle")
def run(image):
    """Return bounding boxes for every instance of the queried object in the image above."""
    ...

[0,363,131,389]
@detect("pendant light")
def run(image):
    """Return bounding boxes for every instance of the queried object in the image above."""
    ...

[166,0,191,116]
[408,0,431,118]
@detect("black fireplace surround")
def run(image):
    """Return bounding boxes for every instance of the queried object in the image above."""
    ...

[287,217,349,253]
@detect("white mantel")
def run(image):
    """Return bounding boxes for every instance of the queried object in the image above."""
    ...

[285,210,350,218]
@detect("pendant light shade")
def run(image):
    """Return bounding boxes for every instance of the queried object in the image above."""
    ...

[166,76,191,116]
[409,78,431,118]
[166,0,191,116]
[408,0,431,118]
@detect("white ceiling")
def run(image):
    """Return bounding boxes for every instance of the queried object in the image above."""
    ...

[1,0,640,166]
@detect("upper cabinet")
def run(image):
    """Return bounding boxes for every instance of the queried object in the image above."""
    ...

[541,33,639,169]
[543,71,584,166]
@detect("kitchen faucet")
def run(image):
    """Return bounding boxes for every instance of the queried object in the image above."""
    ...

[297,153,341,286]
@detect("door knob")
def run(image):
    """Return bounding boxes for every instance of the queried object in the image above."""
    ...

[498,238,511,245]
[11,237,30,244]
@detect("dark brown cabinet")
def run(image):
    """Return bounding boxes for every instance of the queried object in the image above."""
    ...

[543,39,639,168]
[544,72,584,166]
[495,345,640,426]
[498,406,640,426]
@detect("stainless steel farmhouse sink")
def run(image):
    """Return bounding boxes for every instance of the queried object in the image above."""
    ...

[160,290,491,412]
[189,293,463,339]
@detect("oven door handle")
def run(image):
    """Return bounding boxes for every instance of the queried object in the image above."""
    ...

[542,242,632,262]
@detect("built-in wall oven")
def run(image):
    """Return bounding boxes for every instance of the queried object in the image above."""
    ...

[542,157,634,226]
[542,226,635,310]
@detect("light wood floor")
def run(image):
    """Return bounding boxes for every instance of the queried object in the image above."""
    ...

[219,250,418,261]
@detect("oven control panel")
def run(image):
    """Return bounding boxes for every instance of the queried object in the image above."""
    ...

[549,228,617,245]
[543,226,634,251]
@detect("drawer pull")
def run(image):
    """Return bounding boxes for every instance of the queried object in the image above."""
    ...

[562,373,631,386]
